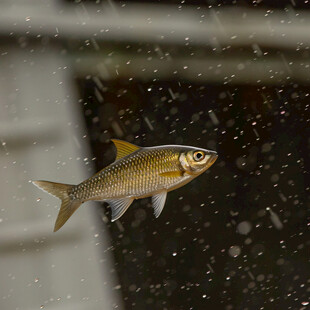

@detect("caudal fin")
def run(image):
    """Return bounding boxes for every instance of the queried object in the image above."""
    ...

[32,180,82,232]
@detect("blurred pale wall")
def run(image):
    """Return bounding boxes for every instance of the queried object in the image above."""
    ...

[0,1,122,309]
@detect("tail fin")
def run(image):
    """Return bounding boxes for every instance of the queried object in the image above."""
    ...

[32,180,82,232]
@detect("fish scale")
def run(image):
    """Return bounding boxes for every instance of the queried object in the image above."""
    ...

[74,148,181,200]
[33,139,217,231]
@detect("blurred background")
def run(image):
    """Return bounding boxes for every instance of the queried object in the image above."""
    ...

[0,0,309,310]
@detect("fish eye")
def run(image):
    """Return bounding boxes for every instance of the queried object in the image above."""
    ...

[193,151,205,162]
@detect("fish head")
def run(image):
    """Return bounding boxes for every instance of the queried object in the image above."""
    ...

[179,147,218,175]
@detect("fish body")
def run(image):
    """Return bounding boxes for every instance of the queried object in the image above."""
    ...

[33,139,218,232]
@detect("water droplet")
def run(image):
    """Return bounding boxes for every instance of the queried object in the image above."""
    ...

[237,221,252,235]
[228,245,241,258]
[257,274,265,282]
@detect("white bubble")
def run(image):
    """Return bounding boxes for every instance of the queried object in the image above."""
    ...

[228,245,241,258]
[237,221,252,235]
[257,274,265,282]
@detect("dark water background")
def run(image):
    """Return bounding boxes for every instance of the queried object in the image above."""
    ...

[78,78,309,310]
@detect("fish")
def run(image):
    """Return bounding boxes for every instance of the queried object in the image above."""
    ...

[33,139,218,232]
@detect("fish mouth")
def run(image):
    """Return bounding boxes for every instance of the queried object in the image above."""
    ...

[207,152,218,167]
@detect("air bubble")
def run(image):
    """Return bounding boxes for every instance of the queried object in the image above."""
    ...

[228,245,241,258]
[237,221,252,235]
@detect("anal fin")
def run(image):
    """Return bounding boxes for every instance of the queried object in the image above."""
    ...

[106,197,134,222]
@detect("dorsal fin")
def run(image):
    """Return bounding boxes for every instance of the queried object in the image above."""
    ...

[111,139,141,161]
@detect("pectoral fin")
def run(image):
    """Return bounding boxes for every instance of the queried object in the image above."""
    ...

[159,171,183,178]
[106,197,134,222]
[152,191,167,218]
